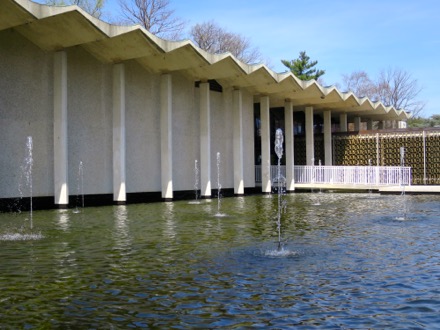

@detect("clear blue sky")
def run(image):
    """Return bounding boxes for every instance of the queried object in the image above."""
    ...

[96,0,440,117]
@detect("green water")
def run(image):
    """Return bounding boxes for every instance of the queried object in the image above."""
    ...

[0,193,439,328]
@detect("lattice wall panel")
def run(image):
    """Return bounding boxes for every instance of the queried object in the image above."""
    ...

[332,131,440,185]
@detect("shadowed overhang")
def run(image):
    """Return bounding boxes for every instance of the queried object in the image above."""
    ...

[2,0,411,121]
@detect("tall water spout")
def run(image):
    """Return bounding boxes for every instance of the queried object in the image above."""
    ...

[318,159,322,194]
[310,157,321,205]
[400,147,407,220]
[216,152,222,215]
[400,146,406,194]
[194,159,199,202]
[274,129,284,250]
[74,161,84,213]
[24,136,33,229]
[79,161,84,208]
[368,159,373,195]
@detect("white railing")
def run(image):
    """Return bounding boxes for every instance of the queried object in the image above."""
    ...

[255,165,412,186]
[255,165,286,184]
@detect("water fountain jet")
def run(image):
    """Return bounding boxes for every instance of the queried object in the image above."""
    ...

[399,147,408,220]
[216,152,223,216]
[368,159,373,195]
[73,160,84,213]
[274,128,285,250]
[191,159,200,204]
[0,136,44,241]
[21,136,34,229]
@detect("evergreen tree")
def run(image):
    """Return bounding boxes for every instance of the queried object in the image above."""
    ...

[281,51,325,81]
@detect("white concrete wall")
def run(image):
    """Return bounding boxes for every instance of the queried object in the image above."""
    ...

[0,29,257,201]
[67,47,113,195]
[125,60,161,193]
[242,90,255,187]
[0,30,54,198]
[171,73,199,191]
[211,88,234,190]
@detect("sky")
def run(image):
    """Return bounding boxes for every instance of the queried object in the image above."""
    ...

[104,0,439,117]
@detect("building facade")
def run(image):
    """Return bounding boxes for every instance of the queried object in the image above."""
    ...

[0,0,410,210]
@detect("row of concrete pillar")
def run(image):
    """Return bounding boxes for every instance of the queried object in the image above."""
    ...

[259,101,330,194]
[54,52,131,206]
[52,50,405,207]
[52,51,247,206]
[258,100,405,193]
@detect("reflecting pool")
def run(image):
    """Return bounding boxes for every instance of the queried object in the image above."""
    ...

[1,193,439,328]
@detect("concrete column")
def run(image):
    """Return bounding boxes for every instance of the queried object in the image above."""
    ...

[113,63,126,204]
[53,51,68,207]
[354,116,361,131]
[284,101,295,191]
[260,96,271,193]
[233,89,244,195]
[160,74,173,200]
[199,82,211,198]
[367,119,373,130]
[323,110,332,165]
[339,113,347,132]
[305,106,314,166]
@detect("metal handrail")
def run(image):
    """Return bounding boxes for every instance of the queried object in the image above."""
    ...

[255,165,412,186]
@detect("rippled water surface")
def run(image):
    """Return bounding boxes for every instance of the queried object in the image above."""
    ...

[1,193,439,329]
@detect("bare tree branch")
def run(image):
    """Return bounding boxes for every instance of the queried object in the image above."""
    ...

[43,0,105,18]
[190,21,263,64]
[342,71,376,99]
[341,68,425,117]
[376,67,425,116]
[119,0,185,40]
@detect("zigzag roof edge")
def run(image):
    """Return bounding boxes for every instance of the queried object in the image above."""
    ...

[247,63,279,82]
[302,79,319,91]
[321,86,348,104]
[276,72,306,92]
[276,71,304,86]
[10,0,411,120]
[14,0,65,19]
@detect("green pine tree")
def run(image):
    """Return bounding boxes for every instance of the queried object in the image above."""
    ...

[281,51,325,81]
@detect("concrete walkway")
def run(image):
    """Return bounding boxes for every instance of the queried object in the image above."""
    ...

[293,183,440,194]
[379,185,440,194]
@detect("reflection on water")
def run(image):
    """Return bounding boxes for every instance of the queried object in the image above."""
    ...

[56,209,70,231]
[0,193,439,328]
[112,205,131,253]
[162,201,176,240]
[0,232,43,241]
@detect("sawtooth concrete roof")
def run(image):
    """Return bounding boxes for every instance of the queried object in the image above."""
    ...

[1,0,411,121]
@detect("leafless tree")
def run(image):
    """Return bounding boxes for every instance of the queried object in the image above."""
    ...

[341,71,376,99]
[375,68,425,117]
[190,21,263,64]
[118,0,185,40]
[44,0,105,18]
[341,68,424,117]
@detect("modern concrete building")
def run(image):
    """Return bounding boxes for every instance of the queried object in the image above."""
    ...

[0,0,410,209]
